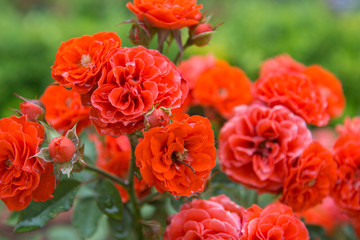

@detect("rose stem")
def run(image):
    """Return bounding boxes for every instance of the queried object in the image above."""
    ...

[173,38,192,65]
[128,134,144,240]
[84,164,128,189]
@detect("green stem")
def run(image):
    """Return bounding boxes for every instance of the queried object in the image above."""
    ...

[173,38,192,65]
[84,164,128,189]
[140,191,163,205]
[128,134,144,240]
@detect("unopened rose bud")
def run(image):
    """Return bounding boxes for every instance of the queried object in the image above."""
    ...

[15,93,46,122]
[20,102,45,122]
[145,108,170,129]
[129,22,152,46]
[49,136,76,163]
[191,24,214,47]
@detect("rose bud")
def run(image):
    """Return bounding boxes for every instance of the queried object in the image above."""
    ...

[145,108,170,129]
[49,136,76,163]
[191,24,214,47]
[15,93,46,122]
[20,102,45,122]
[129,22,152,46]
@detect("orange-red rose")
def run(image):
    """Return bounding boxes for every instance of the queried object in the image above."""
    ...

[280,141,337,212]
[90,46,187,136]
[304,65,345,118]
[175,55,216,115]
[0,116,55,210]
[164,195,244,239]
[90,134,149,202]
[194,60,253,118]
[126,0,203,29]
[332,117,360,219]
[299,197,350,235]
[40,85,91,135]
[258,54,345,121]
[135,115,216,196]
[254,71,329,126]
[51,31,121,94]
[219,104,312,193]
[241,203,309,240]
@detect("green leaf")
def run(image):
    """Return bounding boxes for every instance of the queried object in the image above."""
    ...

[72,197,102,239]
[4,211,20,226]
[95,179,124,221]
[108,208,132,240]
[14,179,81,233]
[307,225,331,240]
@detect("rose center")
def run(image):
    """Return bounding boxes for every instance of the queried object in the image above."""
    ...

[171,150,188,163]
[256,140,275,157]
[218,88,228,98]
[5,159,12,169]
[80,54,92,67]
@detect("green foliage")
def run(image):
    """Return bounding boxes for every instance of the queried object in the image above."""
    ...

[14,179,81,233]
[107,208,132,240]
[72,197,102,239]
[95,179,124,221]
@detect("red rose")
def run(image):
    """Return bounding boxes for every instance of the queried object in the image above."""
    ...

[241,203,309,240]
[281,141,337,212]
[90,134,149,202]
[51,31,121,94]
[126,0,203,29]
[90,46,187,136]
[135,115,216,197]
[194,60,253,118]
[164,195,244,239]
[332,118,360,218]
[254,71,329,126]
[40,85,91,135]
[0,116,55,210]
[219,104,312,193]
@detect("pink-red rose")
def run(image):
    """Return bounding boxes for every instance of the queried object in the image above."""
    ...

[164,195,244,239]
[241,203,309,240]
[219,104,312,193]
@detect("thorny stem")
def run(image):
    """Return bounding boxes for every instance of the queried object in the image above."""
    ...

[128,134,144,240]
[84,164,128,189]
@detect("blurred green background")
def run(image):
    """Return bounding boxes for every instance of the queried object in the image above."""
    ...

[1,0,360,121]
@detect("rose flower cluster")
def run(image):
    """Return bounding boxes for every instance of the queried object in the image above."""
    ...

[2,0,359,239]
